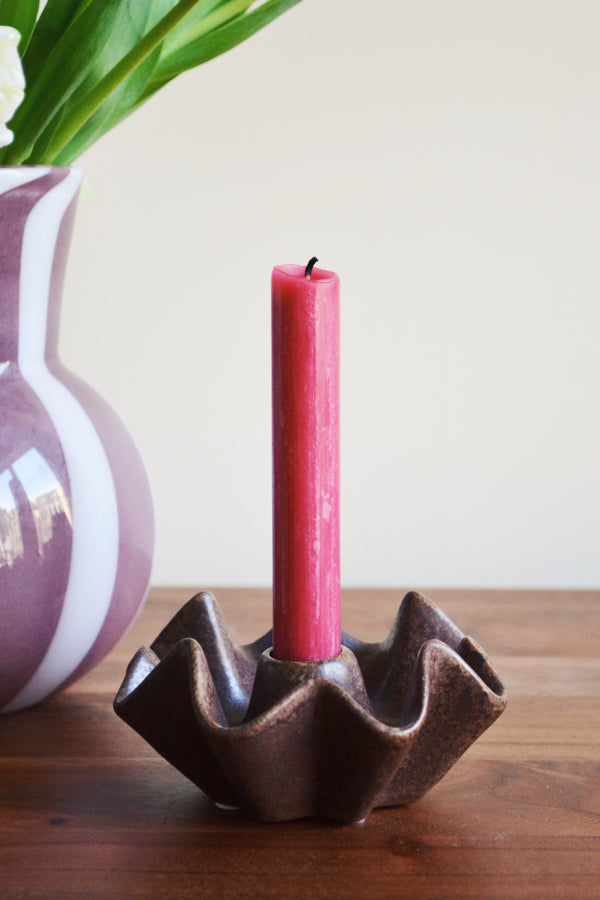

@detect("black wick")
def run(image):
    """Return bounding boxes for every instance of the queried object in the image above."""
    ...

[305,256,318,278]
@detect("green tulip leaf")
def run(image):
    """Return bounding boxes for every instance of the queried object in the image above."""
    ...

[42,2,161,163]
[21,0,94,89]
[49,2,226,162]
[0,0,305,165]
[55,0,253,161]
[158,0,251,59]
[148,0,304,94]
[0,0,40,53]
[36,0,208,163]
[1,0,124,164]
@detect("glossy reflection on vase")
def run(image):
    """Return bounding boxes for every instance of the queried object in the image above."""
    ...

[0,167,154,713]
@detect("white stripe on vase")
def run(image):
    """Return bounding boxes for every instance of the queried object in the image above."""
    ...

[3,169,120,712]
[0,166,51,197]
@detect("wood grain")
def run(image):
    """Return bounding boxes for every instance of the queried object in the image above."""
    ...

[1,587,598,899]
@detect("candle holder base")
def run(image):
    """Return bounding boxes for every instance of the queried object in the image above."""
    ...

[114,591,507,824]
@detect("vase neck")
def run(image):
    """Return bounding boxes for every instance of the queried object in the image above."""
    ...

[0,168,82,368]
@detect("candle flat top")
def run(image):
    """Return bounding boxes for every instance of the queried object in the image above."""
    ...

[273,263,339,284]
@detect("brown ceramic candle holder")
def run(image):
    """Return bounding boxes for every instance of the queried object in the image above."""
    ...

[114,590,507,824]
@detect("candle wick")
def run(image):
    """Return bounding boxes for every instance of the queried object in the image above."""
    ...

[305,257,318,278]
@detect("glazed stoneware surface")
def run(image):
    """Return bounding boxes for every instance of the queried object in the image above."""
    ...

[0,167,154,713]
[115,591,507,824]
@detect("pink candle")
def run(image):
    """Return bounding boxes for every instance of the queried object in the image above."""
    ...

[272,259,341,661]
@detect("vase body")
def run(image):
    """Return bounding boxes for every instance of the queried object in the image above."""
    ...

[0,167,154,713]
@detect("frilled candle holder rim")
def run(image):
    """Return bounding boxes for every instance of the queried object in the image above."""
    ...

[114,590,507,823]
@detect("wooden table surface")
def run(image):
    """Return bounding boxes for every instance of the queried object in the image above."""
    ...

[1,587,598,899]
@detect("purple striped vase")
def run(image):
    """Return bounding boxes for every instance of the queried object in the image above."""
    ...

[0,167,154,713]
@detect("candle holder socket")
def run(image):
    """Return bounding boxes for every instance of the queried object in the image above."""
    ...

[114,591,507,824]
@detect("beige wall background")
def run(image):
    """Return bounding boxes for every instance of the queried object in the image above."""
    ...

[61,0,600,588]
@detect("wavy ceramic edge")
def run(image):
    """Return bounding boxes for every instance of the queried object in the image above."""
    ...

[114,591,507,823]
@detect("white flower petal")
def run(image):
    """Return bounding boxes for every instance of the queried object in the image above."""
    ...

[0,27,25,137]
[0,122,14,148]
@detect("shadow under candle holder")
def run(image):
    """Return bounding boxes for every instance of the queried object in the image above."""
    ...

[114,590,507,824]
